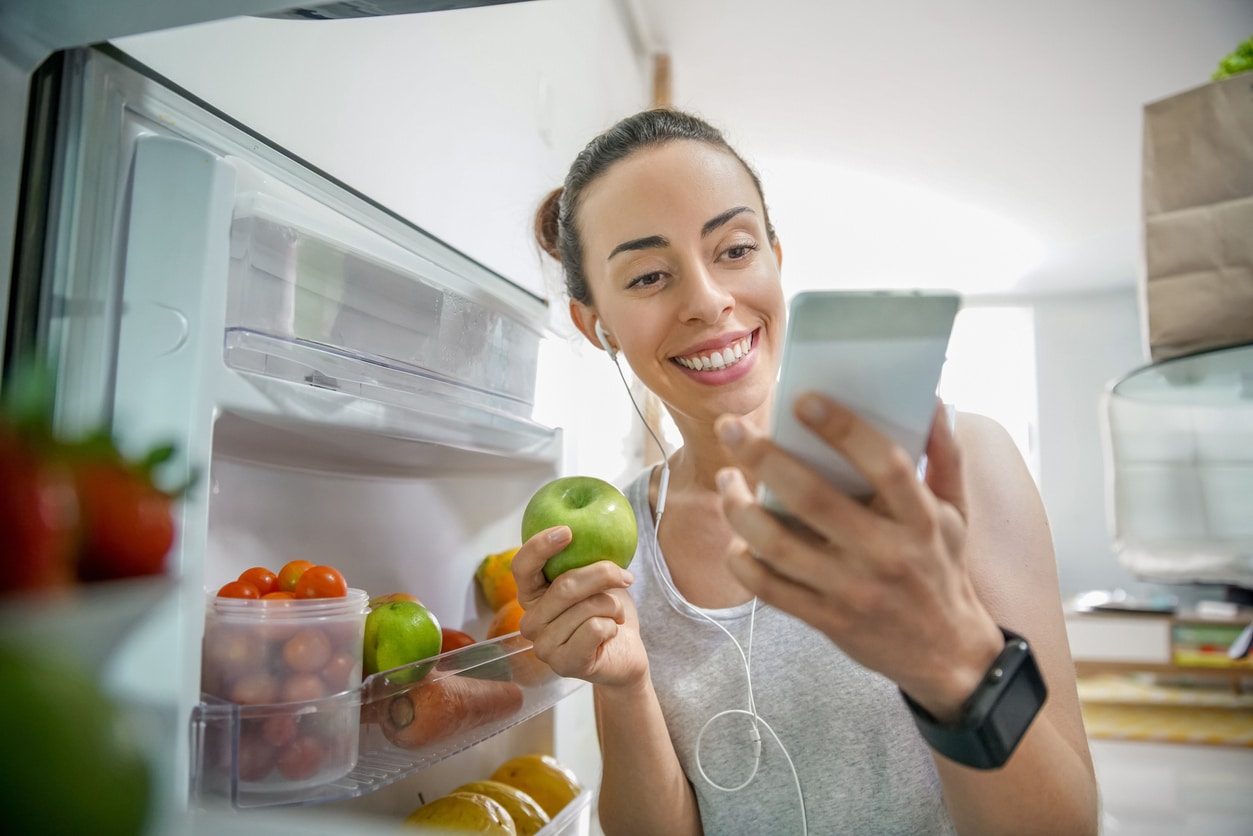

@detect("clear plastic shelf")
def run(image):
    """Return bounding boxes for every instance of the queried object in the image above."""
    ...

[190,632,586,810]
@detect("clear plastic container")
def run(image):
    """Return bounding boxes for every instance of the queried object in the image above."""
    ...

[199,589,369,796]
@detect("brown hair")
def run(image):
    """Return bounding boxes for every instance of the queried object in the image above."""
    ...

[534,108,777,305]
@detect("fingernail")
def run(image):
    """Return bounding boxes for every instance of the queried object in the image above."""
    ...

[621,570,635,585]
[797,392,827,423]
[716,417,744,445]
[548,527,570,544]
[715,468,735,492]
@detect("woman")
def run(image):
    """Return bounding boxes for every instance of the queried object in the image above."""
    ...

[514,108,1097,835]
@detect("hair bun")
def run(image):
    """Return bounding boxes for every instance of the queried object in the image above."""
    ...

[534,187,563,262]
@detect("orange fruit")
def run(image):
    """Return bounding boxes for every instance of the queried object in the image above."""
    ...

[476,548,520,612]
[487,598,525,640]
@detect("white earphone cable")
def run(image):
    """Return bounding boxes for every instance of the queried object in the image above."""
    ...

[606,349,807,834]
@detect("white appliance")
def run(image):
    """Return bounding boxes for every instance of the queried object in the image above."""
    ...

[1,9,605,833]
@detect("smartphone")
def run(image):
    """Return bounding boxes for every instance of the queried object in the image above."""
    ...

[761,289,960,513]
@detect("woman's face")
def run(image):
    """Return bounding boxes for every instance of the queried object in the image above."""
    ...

[572,140,785,429]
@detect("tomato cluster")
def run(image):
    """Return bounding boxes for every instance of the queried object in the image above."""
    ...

[1,358,185,597]
[216,561,348,601]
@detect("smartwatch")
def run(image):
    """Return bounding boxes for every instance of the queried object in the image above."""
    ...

[901,627,1047,770]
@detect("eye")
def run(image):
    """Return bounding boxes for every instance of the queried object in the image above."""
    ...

[723,242,759,261]
[628,271,665,289]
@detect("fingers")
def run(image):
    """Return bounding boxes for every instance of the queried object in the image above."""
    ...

[923,401,967,519]
[715,466,856,591]
[716,393,933,529]
[528,589,627,671]
[517,558,632,640]
[512,526,572,608]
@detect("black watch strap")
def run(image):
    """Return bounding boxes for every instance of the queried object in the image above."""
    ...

[901,627,1048,770]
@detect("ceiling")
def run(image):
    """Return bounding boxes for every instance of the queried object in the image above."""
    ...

[625,0,1253,298]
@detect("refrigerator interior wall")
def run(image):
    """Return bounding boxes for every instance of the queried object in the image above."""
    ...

[34,44,599,827]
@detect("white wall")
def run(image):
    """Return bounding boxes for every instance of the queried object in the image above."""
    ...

[114,0,650,302]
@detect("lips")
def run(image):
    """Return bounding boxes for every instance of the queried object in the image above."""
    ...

[673,331,755,371]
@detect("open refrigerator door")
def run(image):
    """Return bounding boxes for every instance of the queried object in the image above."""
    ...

[4,42,599,834]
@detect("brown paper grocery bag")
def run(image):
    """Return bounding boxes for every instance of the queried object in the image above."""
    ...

[1141,73,1253,362]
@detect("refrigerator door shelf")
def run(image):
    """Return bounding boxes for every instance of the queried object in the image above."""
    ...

[213,340,562,478]
[227,189,542,413]
[190,632,586,810]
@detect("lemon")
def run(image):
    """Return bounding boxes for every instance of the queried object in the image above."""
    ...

[489,754,581,818]
[402,791,517,834]
[363,600,441,684]
[453,780,550,836]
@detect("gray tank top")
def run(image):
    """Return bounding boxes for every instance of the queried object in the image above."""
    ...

[623,468,958,836]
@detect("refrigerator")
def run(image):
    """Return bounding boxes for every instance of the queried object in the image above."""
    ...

[1,4,611,834]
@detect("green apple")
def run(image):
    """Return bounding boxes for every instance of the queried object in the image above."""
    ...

[521,475,638,582]
[363,601,442,684]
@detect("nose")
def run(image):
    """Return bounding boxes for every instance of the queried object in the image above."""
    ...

[677,258,734,325]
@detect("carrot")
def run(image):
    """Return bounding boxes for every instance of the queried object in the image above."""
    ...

[380,674,524,749]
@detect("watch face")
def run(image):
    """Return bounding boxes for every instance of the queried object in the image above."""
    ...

[985,647,1048,762]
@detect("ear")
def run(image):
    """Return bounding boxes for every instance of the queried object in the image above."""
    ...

[569,299,609,353]
[773,237,784,270]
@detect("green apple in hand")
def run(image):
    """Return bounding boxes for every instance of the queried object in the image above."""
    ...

[521,476,638,582]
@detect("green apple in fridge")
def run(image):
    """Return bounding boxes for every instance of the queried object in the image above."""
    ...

[521,476,638,582]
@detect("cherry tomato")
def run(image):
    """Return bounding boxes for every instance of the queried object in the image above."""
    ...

[293,565,347,599]
[236,732,277,782]
[261,714,300,748]
[262,591,295,601]
[321,651,359,693]
[440,628,476,655]
[282,628,332,673]
[217,580,261,599]
[277,560,314,593]
[280,672,328,703]
[230,672,280,705]
[238,566,279,596]
[276,735,327,781]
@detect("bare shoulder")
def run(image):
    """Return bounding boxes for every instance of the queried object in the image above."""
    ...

[950,411,1054,623]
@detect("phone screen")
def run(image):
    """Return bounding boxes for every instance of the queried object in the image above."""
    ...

[762,290,960,511]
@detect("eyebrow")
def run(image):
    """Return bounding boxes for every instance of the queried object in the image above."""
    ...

[606,206,757,261]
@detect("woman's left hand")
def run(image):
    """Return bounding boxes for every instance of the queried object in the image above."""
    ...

[714,392,1004,722]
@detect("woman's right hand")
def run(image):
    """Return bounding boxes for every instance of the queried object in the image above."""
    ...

[512,526,648,690]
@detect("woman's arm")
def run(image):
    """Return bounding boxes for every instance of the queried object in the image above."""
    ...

[511,527,703,836]
[712,396,1098,835]
[930,413,1097,835]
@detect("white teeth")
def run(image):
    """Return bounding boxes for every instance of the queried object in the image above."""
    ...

[676,334,754,372]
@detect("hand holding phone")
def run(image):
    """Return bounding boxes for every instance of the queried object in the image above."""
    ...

[761,290,960,513]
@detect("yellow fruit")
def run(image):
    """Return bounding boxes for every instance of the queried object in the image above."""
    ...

[363,600,441,684]
[489,754,581,818]
[402,791,517,834]
[475,547,520,612]
[453,780,550,836]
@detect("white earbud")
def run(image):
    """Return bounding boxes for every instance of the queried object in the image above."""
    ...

[595,320,617,360]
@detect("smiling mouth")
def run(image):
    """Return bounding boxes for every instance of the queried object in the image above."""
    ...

[673,331,755,371]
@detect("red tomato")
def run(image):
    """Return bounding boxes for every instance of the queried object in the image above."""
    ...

[293,565,347,599]
[217,580,261,599]
[320,651,358,692]
[238,566,279,596]
[282,628,332,673]
[277,560,314,593]
[262,591,295,601]
[440,628,476,655]
[276,735,327,781]
[236,732,277,782]
[280,672,328,703]
[74,460,175,581]
[0,430,78,594]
